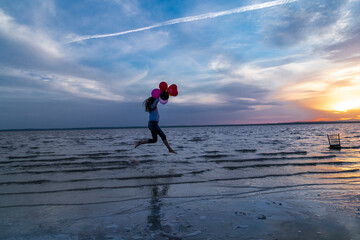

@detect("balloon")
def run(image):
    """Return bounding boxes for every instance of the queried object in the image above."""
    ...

[151,88,161,98]
[159,82,168,91]
[167,84,177,96]
[171,89,178,97]
[168,84,177,90]
[159,98,168,104]
[160,91,169,100]
[168,88,174,96]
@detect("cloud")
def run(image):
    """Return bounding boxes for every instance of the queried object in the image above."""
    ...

[207,54,314,90]
[0,9,63,64]
[67,0,298,43]
[113,0,140,16]
[277,57,360,115]
[2,0,360,129]
[261,0,352,47]
[172,93,226,105]
[323,33,360,62]
[0,100,146,129]
[50,74,125,101]
[169,78,278,123]
[0,8,127,102]
[0,66,125,102]
[257,0,360,118]
[208,55,232,72]
[113,30,171,54]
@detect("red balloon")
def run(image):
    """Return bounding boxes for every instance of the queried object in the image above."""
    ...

[159,82,168,91]
[171,89,178,97]
[169,84,177,90]
[167,84,177,96]
[167,88,174,96]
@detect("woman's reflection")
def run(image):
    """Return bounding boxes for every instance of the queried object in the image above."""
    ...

[147,184,169,231]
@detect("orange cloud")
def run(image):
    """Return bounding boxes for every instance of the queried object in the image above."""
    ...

[311,109,360,122]
[277,60,360,121]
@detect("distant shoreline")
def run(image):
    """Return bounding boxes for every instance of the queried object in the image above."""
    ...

[1,120,359,132]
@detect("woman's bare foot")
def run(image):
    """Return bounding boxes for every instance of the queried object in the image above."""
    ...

[134,141,141,148]
[169,149,177,154]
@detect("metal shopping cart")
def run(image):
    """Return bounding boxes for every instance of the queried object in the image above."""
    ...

[327,134,341,149]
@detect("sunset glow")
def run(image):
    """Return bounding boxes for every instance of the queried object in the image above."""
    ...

[320,81,360,113]
[1,0,360,129]
[278,62,360,120]
[333,99,360,112]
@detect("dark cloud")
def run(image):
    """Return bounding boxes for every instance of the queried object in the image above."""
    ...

[0,93,283,129]
[0,100,145,129]
[160,99,302,126]
[157,82,282,126]
[161,104,248,126]
[0,74,61,102]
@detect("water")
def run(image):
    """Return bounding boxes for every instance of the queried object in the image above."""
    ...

[0,123,360,239]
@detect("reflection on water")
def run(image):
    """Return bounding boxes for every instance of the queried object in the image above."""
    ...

[147,185,169,231]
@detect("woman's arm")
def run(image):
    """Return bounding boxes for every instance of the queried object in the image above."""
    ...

[150,98,159,110]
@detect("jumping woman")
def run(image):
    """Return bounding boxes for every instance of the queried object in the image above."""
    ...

[135,97,177,154]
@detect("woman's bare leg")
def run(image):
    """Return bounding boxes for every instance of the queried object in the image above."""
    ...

[163,140,177,154]
[135,139,151,148]
[135,139,176,154]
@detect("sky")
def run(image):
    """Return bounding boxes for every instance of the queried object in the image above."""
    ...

[1,0,360,129]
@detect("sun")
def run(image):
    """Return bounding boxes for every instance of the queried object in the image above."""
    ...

[333,99,360,112]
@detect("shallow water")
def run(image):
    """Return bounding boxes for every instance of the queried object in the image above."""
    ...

[0,123,360,239]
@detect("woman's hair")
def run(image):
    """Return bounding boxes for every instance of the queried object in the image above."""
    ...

[143,97,156,112]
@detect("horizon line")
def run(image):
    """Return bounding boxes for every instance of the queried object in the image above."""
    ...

[1,120,360,132]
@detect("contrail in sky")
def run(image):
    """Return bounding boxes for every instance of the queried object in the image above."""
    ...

[66,0,297,44]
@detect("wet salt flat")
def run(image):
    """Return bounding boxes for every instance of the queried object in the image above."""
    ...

[1,123,360,239]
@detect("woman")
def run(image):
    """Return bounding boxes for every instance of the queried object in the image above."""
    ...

[135,97,177,154]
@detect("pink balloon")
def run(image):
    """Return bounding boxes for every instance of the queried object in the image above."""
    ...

[151,88,161,98]
[159,97,168,104]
